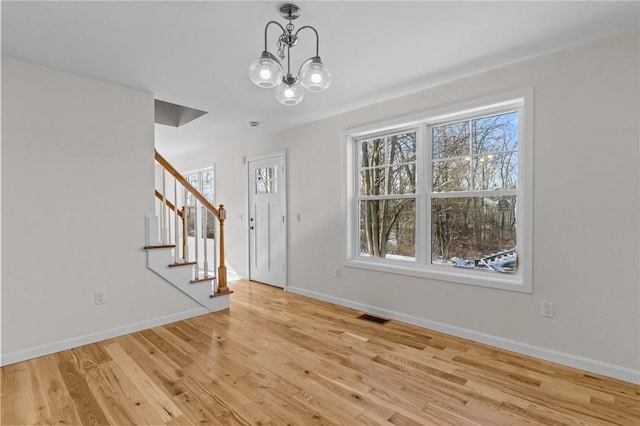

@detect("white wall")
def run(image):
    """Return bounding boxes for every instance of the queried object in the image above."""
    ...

[201,31,640,381]
[1,58,202,364]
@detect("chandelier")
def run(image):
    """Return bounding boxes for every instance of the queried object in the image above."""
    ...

[248,3,332,106]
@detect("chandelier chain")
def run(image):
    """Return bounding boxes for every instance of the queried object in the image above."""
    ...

[277,36,286,60]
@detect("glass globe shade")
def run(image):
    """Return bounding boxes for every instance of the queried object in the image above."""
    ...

[300,59,332,92]
[275,79,305,106]
[248,54,283,88]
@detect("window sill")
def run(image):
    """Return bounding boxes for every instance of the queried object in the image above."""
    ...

[344,257,532,293]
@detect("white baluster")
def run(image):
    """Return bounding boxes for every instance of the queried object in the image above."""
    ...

[193,197,199,280]
[183,209,189,261]
[203,207,209,278]
[183,186,188,262]
[162,169,168,244]
[174,176,179,264]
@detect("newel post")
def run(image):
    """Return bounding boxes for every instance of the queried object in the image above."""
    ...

[217,204,229,293]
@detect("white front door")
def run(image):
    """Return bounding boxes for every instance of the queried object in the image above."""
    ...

[248,154,286,288]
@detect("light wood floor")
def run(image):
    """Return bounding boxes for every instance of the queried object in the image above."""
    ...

[2,280,639,425]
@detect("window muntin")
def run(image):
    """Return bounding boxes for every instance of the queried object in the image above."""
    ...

[357,130,417,260]
[345,93,531,291]
[429,110,519,274]
[431,111,518,193]
[255,166,277,194]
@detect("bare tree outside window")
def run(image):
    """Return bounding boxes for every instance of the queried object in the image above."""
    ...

[431,111,518,272]
[359,131,417,260]
[346,95,530,290]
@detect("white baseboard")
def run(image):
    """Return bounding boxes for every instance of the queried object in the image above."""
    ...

[287,286,640,385]
[0,307,209,367]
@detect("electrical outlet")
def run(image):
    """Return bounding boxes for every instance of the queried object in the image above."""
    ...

[334,267,341,278]
[541,300,554,318]
[95,291,106,305]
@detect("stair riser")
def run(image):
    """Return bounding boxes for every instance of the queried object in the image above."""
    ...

[145,223,229,313]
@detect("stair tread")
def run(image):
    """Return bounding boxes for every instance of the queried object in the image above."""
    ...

[210,290,234,298]
[168,261,196,268]
[144,244,175,249]
[191,276,216,284]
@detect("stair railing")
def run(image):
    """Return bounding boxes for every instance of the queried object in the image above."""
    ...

[154,190,187,259]
[154,150,228,295]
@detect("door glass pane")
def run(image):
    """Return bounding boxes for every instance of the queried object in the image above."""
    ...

[255,166,277,194]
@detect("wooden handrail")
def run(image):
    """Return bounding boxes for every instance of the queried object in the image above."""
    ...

[155,151,219,218]
[155,150,229,295]
[155,190,183,217]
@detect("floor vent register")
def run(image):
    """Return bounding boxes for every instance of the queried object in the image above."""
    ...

[357,313,390,324]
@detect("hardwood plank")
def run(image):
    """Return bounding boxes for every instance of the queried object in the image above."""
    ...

[261,388,337,425]
[1,280,638,426]
[30,355,84,426]
[174,374,249,425]
[181,358,271,425]
[119,334,187,397]
[84,366,138,426]
[71,343,112,368]
[139,329,193,367]
[97,360,169,425]
[164,414,194,425]
[1,364,27,425]
[55,354,110,425]
[24,360,53,424]
[102,342,184,423]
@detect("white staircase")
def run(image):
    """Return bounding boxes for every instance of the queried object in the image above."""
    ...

[145,215,230,312]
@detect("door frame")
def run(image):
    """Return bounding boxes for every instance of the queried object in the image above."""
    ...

[246,150,288,290]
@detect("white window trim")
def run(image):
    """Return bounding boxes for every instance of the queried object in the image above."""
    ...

[343,88,533,293]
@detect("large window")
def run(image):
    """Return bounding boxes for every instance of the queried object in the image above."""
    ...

[359,130,417,260]
[345,91,532,292]
[185,168,216,239]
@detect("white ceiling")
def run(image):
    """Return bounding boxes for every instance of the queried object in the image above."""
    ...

[3,1,639,161]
